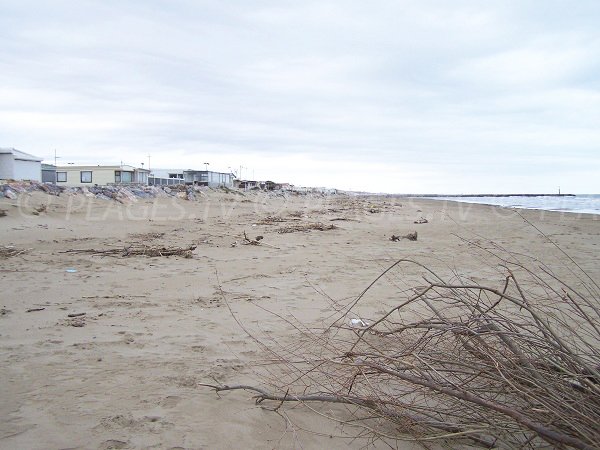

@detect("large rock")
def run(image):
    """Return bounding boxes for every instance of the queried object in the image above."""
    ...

[3,189,17,199]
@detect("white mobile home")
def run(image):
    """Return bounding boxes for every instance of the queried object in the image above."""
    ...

[0,147,42,181]
[55,165,150,186]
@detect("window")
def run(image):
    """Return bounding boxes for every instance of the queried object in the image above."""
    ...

[80,171,92,183]
[168,173,184,179]
[115,171,121,183]
[121,171,132,183]
[56,172,67,182]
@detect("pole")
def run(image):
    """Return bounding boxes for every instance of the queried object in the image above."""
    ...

[54,149,60,183]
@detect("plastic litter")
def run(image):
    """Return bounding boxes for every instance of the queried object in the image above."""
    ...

[350,318,369,328]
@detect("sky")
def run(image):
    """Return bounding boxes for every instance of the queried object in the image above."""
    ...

[1,0,599,193]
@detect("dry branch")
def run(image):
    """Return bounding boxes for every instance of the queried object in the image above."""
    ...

[277,222,338,234]
[61,244,196,258]
[239,231,280,249]
[209,247,600,449]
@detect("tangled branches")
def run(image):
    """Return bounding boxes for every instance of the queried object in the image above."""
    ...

[207,247,600,449]
[61,244,196,258]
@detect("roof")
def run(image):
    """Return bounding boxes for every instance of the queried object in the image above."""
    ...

[56,164,148,171]
[0,147,43,162]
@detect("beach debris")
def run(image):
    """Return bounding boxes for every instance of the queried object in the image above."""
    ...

[277,222,338,234]
[330,217,358,222]
[350,318,369,328]
[404,231,418,241]
[256,216,287,225]
[243,231,261,246]
[26,307,45,313]
[414,217,428,224]
[241,231,279,249]
[390,231,418,242]
[61,244,197,258]
[69,317,86,327]
[31,204,47,215]
[65,268,78,273]
[0,209,7,217]
[68,312,86,318]
[0,308,11,316]
[128,232,165,240]
[0,245,30,258]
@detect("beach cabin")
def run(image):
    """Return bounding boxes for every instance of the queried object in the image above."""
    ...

[148,169,186,186]
[55,164,150,187]
[0,147,43,181]
[183,170,234,188]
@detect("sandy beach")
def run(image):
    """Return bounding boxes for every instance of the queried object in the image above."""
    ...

[1,189,599,449]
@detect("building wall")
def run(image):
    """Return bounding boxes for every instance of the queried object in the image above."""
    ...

[56,166,148,186]
[0,154,14,180]
[0,156,41,181]
[14,159,41,181]
[151,169,184,179]
[57,168,117,186]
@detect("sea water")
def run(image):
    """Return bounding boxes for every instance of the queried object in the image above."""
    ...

[426,195,600,215]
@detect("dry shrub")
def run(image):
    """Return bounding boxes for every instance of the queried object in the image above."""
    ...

[208,241,600,449]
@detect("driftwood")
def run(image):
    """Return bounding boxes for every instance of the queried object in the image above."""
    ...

[0,246,30,258]
[277,222,338,234]
[238,231,280,249]
[390,231,417,241]
[207,242,600,449]
[61,244,196,258]
[127,232,165,240]
[255,216,288,225]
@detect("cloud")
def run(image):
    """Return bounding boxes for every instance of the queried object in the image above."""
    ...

[0,1,599,193]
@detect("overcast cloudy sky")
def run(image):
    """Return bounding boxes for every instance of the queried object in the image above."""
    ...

[1,1,599,193]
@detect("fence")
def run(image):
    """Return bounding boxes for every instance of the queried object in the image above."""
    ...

[148,177,185,186]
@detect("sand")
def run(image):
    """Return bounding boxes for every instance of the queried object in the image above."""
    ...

[1,190,599,449]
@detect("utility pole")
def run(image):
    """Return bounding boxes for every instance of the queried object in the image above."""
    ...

[148,155,151,172]
[54,149,60,182]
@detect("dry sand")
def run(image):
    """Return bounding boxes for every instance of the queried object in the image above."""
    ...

[1,190,599,449]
